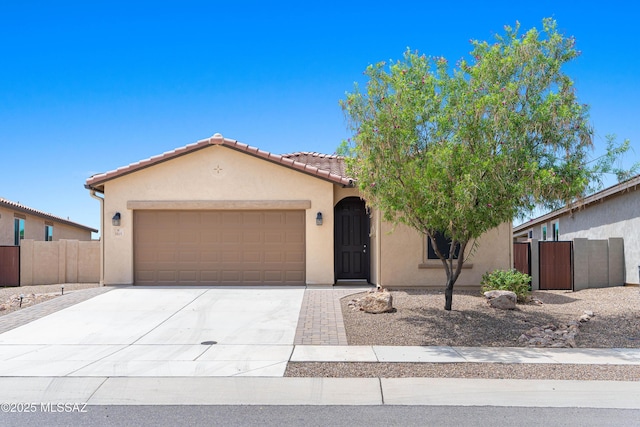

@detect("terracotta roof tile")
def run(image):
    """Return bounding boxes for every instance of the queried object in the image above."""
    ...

[0,197,98,232]
[86,133,355,190]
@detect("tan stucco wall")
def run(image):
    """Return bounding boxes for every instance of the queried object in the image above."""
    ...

[20,239,100,285]
[101,145,337,285]
[0,206,93,245]
[378,221,512,289]
[98,144,512,287]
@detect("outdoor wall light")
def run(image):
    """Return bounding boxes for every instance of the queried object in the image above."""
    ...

[316,212,323,226]
[112,212,121,226]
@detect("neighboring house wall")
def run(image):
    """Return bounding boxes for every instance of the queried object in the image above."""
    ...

[560,191,640,285]
[20,239,100,285]
[101,145,337,285]
[0,204,94,245]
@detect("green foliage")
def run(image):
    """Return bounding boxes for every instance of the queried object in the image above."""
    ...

[481,269,532,303]
[340,18,632,310]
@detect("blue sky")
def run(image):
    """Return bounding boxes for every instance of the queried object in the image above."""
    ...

[1,1,638,236]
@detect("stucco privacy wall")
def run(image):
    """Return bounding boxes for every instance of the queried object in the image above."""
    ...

[378,221,512,289]
[102,145,336,285]
[20,239,100,285]
[559,193,640,285]
[0,206,93,245]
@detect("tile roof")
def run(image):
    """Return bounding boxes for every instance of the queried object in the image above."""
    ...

[0,197,98,232]
[85,133,355,190]
[281,152,348,178]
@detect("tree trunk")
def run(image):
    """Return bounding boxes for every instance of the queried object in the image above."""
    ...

[442,241,467,311]
[444,278,454,311]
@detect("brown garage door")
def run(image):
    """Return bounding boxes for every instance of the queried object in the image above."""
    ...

[134,210,305,285]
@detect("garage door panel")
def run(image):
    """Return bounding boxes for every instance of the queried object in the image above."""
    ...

[243,252,262,263]
[178,251,199,262]
[286,231,304,243]
[178,270,198,281]
[222,232,241,244]
[264,232,284,244]
[200,271,220,283]
[264,253,283,263]
[179,231,201,245]
[242,270,262,281]
[156,251,177,262]
[286,252,305,262]
[285,271,305,282]
[157,270,177,282]
[158,231,179,244]
[134,210,305,285]
[221,270,241,282]
[222,213,242,225]
[201,251,220,262]
[200,230,221,244]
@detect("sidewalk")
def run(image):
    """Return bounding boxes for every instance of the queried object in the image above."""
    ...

[2,376,640,407]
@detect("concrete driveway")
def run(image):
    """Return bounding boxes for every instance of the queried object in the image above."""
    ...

[0,286,305,377]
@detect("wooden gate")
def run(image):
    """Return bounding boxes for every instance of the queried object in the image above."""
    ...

[513,242,531,275]
[0,246,20,287]
[539,241,573,290]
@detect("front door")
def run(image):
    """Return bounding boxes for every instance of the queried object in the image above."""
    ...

[334,197,370,281]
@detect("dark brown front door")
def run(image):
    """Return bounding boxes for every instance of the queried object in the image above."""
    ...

[334,197,370,281]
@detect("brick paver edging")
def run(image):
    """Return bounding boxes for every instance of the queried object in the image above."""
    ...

[294,288,367,345]
[0,287,115,334]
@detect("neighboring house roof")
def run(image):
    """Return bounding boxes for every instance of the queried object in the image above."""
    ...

[85,133,354,191]
[513,173,640,233]
[0,197,98,232]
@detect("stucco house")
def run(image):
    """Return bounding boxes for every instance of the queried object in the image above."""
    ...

[0,197,96,245]
[513,173,640,286]
[85,133,511,287]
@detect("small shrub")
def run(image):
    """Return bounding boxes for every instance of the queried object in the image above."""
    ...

[481,269,532,303]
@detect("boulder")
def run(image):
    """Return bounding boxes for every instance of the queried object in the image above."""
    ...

[356,290,394,314]
[484,290,517,310]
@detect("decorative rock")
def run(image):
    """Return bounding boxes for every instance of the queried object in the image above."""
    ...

[519,310,596,348]
[349,289,394,314]
[484,290,517,310]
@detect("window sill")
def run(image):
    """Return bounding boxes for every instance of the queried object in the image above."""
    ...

[419,262,473,269]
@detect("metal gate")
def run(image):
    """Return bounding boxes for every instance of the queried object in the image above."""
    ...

[0,246,20,287]
[539,241,573,290]
[513,242,531,276]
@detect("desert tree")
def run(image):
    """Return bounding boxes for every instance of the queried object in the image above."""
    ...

[340,18,631,310]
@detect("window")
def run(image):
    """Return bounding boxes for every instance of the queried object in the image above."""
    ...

[45,224,53,241]
[14,218,25,246]
[427,231,460,260]
[541,224,547,241]
[551,221,559,241]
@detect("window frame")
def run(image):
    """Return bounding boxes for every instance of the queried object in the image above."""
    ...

[551,220,559,241]
[14,217,25,246]
[427,231,461,260]
[45,224,53,241]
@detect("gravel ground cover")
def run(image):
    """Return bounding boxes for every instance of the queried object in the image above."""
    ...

[286,287,640,380]
[340,287,640,348]
[0,283,100,316]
